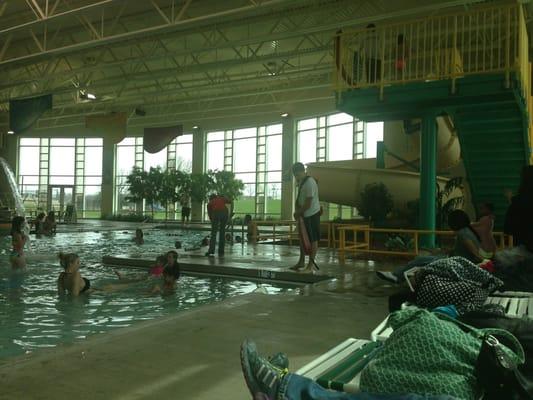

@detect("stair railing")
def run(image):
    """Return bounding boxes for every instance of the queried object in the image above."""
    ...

[334,3,524,99]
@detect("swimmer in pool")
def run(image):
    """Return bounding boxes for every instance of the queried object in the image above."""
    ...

[57,252,91,296]
[115,254,166,280]
[150,264,180,294]
[10,216,28,270]
[133,228,144,245]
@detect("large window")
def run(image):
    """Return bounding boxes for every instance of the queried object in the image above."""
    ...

[295,112,384,220]
[114,134,193,217]
[18,137,103,218]
[205,123,282,219]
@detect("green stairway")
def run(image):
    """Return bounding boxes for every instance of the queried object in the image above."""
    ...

[453,100,529,226]
[337,73,531,228]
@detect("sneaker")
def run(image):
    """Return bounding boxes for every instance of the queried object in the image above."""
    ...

[240,339,288,400]
[268,352,289,370]
[376,271,399,284]
[205,252,214,257]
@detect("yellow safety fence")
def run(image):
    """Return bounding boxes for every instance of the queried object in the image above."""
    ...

[334,3,528,99]
[336,225,513,262]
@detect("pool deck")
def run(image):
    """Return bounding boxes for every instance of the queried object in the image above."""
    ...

[0,221,403,400]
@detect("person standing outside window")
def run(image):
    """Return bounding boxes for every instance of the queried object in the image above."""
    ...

[205,193,231,257]
[290,162,321,272]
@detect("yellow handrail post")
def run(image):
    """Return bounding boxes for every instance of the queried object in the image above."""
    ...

[451,15,458,94]
[414,232,419,255]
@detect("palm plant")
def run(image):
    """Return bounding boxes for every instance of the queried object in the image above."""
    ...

[436,177,464,230]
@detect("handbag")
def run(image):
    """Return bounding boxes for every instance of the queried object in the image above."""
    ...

[461,309,533,379]
[360,308,526,400]
[439,312,532,399]
[477,334,533,399]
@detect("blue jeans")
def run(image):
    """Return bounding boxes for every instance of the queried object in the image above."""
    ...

[208,210,228,254]
[392,255,446,282]
[279,373,457,400]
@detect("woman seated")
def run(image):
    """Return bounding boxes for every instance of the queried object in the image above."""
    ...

[376,209,484,284]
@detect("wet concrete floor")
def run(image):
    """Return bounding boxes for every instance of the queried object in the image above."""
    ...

[0,222,405,400]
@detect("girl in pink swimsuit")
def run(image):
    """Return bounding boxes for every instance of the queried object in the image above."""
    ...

[10,216,27,269]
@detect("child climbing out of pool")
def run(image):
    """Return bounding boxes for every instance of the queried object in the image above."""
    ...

[114,251,179,283]
[376,209,485,284]
[10,216,27,269]
[133,228,144,245]
[57,252,91,296]
[150,264,180,294]
[470,202,497,259]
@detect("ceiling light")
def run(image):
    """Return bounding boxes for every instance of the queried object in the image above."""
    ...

[7,130,14,134]
[193,125,199,129]
[86,93,96,100]
[281,113,289,117]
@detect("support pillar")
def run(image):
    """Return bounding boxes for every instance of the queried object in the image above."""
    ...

[100,137,115,218]
[191,128,205,222]
[419,114,437,248]
[280,116,296,220]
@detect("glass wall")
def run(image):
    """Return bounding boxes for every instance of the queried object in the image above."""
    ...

[114,134,193,217]
[296,112,383,220]
[205,123,282,219]
[17,137,103,218]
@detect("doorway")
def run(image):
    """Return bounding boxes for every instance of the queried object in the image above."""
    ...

[47,186,74,220]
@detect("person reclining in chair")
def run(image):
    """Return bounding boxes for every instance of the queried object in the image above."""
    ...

[376,209,484,284]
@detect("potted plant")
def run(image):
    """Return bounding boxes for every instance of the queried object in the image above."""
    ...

[357,182,394,225]
[125,166,148,214]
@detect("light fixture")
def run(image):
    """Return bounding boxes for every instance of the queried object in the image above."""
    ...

[7,130,14,134]
[193,125,199,129]
[280,113,289,117]
[86,93,96,100]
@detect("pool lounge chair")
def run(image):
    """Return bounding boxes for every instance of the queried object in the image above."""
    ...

[295,338,381,393]
[299,291,533,393]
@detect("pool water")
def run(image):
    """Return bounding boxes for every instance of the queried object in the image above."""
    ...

[0,229,296,360]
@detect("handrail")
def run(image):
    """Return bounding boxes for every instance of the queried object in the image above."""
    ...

[334,3,525,97]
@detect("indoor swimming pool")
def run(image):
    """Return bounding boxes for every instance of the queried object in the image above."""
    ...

[0,229,296,360]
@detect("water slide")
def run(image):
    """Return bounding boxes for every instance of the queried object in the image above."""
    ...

[307,116,462,210]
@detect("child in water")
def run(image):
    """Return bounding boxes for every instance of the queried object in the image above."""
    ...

[133,228,144,245]
[43,211,57,235]
[150,264,180,294]
[150,255,166,277]
[57,252,91,296]
[10,216,27,269]
[34,212,46,237]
